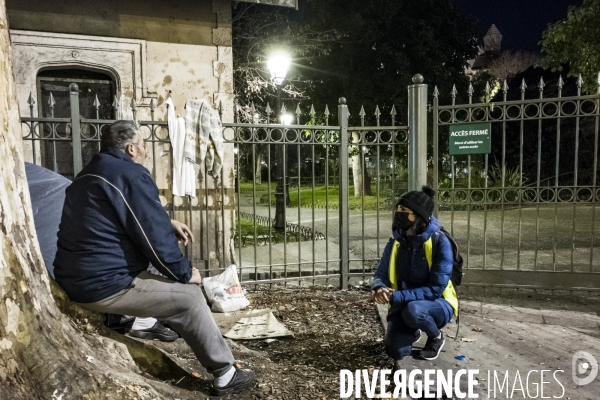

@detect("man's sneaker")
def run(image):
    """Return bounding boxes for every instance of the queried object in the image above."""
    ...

[128,321,178,342]
[412,329,422,343]
[420,332,445,360]
[210,363,255,396]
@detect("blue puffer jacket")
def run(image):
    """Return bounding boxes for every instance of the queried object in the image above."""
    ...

[54,148,192,303]
[372,216,454,320]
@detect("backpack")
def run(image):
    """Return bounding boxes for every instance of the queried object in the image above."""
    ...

[433,226,464,339]
[433,227,464,288]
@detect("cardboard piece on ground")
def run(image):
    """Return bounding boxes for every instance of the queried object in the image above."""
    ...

[212,308,294,340]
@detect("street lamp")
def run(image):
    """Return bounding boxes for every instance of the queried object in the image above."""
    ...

[267,54,291,86]
[269,52,291,232]
[280,113,293,125]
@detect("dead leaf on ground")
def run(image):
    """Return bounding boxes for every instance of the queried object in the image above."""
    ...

[191,371,201,378]
[471,325,483,332]
[461,338,477,342]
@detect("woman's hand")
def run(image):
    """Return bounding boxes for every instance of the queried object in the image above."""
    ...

[371,287,393,304]
[171,219,195,246]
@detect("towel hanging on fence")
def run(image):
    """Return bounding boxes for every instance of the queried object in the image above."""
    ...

[166,98,196,197]
[184,98,225,178]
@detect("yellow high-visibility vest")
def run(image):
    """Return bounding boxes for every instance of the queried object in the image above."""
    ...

[389,237,458,316]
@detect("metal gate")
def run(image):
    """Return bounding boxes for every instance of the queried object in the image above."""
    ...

[432,75,600,292]
[225,98,410,288]
[20,84,411,289]
[21,75,599,292]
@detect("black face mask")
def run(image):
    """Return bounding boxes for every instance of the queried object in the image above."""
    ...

[394,211,414,231]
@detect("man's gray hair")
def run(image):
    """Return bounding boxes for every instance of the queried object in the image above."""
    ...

[101,120,139,152]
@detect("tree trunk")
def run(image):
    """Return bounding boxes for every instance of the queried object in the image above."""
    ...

[362,162,372,196]
[254,153,262,185]
[351,132,362,197]
[0,3,189,397]
[351,132,372,197]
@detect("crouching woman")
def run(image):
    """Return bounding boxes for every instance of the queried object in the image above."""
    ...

[371,186,458,364]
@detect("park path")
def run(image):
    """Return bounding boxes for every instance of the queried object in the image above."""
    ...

[235,192,600,276]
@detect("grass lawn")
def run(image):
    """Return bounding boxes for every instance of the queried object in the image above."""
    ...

[239,183,400,211]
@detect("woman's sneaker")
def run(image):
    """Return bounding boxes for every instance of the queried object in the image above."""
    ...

[420,332,445,360]
[210,363,255,396]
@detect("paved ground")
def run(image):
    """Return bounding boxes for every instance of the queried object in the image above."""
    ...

[375,300,600,399]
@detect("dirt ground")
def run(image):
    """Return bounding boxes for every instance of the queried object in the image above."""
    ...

[141,285,600,399]
[147,285,386,399]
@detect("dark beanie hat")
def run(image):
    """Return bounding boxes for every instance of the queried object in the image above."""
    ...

[396,186,435,222]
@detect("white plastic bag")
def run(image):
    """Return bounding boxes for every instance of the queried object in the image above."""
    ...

[203,264,250,312]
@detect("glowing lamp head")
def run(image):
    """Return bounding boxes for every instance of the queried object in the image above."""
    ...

[268,53,291,85]
[280,113,293,125]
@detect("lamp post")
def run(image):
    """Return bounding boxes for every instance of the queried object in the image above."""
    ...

[268,53,290,232]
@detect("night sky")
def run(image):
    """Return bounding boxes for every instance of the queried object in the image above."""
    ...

[458,0,583,52]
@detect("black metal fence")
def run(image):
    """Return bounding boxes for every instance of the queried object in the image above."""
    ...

[22,75,599,292]
[432,75,600,292]
[20,84,411,289]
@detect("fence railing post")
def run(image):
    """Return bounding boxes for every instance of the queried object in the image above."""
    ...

[407,74,428,191]
[338,97,350,289]
[432,86,439,218]
[69,83,83,176]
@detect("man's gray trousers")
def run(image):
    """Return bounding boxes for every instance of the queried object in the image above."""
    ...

[79,271,234,377]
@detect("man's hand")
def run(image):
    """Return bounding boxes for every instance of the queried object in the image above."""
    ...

[371,287,393,304]
[189,267,202,285]
[171,219,195,246]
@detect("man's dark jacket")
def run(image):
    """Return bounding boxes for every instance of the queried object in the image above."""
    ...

[54,148,192,303]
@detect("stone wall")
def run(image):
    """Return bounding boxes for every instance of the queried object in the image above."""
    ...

[8,0,236,271]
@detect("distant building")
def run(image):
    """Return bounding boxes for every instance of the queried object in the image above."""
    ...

[466,24,503,77]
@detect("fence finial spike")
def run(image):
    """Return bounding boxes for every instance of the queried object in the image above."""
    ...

[538,76,545,90]
[485,82,490,95]
[295,103,301,117]
[250,102,256,114]
[502,79,509,93]
[92,94,101,109]
[451,84,457,98]
[374,105,381,117]
[520,78,527,91]
[280,104,286,115]
[130,97,137,110]
[48,92,56,108]
[390,104,397,116]
[27,92,35,106]
[558,75,564,89]
[218,100,223,115]
[577,73,583,88]
[467,83,474,95]
[597,72,600,86]
[324,104,330,117]
[265,102,273,115]
[112,95,118,108]
[309,104,316,117]
[149,97,156,112]
[358,105,366,118]
[433,85,439,98]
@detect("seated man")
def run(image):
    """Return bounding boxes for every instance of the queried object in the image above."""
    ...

[53,120,254,396]
[371,187,457,366]
[25,162,177,342]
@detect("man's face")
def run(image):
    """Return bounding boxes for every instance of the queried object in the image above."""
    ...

[127,132,148,164]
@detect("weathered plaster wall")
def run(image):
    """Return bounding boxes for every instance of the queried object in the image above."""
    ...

[6,0,215,46]
[9,0,237,270]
